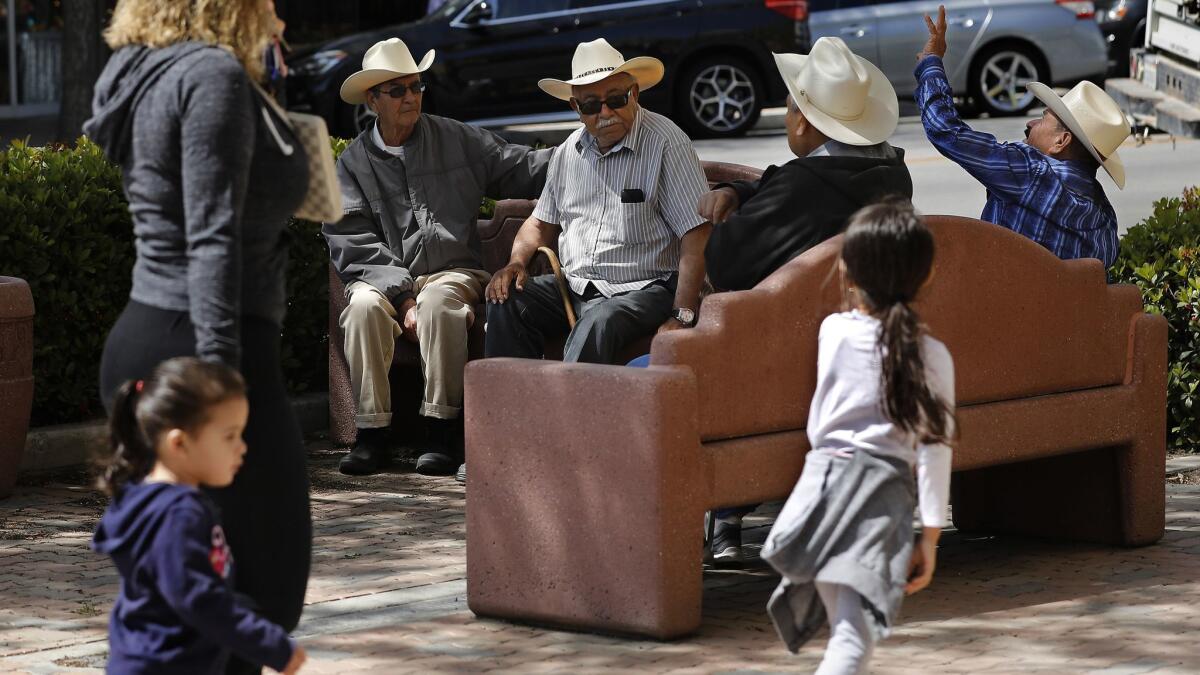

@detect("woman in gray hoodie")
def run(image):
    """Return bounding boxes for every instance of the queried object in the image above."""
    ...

[85,2,311,672]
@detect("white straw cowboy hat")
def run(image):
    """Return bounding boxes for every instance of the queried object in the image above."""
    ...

[340,38,435,105]
[538,38,664,101]
[1027,81,1130,189]
[773,37,899,146]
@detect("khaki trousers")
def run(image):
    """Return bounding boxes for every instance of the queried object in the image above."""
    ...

[340,269,490,428]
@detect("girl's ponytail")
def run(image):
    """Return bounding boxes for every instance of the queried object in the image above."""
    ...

[97,380,156,496]
[878,300,952,445]
[842,198,955,446]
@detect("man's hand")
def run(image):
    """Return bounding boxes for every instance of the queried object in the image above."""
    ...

[905,527,941,595]
[486,262,528,304]
[697,187,740,225]
[657,317,687,335]
[918,5,948,62]
[281,644,307,674]
[399,297,418,343]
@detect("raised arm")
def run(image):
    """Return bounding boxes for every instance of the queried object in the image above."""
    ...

[914,7,1033,202]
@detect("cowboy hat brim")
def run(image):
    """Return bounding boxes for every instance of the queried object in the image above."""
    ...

[773,52,898,146]
[537,56,665,101]
[1027,82,1125,189]
[339,49,436,105]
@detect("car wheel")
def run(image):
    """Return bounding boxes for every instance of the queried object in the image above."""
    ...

[333,101,379,139]
[969,44,1047,117]
[675,56,763,138]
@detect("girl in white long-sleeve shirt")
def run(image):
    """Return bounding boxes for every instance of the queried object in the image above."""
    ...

[761,200,956,675]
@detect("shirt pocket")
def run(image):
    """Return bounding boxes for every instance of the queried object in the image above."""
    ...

[613,201,659,247]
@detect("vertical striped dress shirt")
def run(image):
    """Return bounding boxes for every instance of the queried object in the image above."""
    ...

[915,55,1119,267]
[532,108,709,296]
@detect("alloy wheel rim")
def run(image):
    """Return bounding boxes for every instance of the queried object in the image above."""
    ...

[979,51,1038,112]
[689,64,756,132]
[355,104,377,132]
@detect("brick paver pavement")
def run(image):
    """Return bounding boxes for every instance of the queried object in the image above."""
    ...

[2,443,1199,674]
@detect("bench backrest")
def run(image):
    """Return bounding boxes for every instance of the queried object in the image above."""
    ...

[655,216,1144,442]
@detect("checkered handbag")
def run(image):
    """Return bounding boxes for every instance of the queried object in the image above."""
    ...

[286,111,343,223]
[253,83,343,224]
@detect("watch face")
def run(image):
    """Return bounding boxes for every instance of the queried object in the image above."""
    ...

[676,308,696,324]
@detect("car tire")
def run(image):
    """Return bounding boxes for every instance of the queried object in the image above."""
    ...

[968,43,1048,117]
[674,55,764,139]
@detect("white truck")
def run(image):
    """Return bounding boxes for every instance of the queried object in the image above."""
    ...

[1106,0,1200,138]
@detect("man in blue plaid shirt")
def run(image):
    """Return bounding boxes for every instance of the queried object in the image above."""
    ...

[913,6,1129,268]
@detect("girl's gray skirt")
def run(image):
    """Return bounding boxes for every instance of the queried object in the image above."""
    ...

[760,448,916,653]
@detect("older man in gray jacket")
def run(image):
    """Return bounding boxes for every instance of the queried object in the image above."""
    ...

[326,38,550,477]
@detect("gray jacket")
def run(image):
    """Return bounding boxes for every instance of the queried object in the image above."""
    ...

[324,115,551,304]
[85,43,308,366]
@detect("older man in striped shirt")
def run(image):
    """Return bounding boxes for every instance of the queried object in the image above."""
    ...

[484,39,711,364]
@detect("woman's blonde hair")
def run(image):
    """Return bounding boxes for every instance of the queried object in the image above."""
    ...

[104,0,273,81]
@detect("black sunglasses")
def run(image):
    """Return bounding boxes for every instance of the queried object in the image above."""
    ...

[372,81,427,98]
[571,88,634,115]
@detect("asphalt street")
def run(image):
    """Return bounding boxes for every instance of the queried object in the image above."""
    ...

[693,113,1200,235]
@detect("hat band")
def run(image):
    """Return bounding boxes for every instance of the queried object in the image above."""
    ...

[573,65,616,79]
[799,90,865,122]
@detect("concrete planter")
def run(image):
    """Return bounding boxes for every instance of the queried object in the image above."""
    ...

[0,277,35,499]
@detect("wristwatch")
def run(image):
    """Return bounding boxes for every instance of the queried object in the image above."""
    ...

[672,307,698,328]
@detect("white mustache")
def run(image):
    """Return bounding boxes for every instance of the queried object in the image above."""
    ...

[596,118,620,129]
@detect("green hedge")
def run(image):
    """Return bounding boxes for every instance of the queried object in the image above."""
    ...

[1111,186,1200,452]
[0,138,334,426]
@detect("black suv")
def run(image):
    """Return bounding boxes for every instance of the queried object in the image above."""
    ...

[286,0,810,139]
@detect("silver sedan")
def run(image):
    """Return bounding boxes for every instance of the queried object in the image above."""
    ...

[810,0,1110,116]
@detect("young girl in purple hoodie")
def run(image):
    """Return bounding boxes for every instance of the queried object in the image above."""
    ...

[92,358,307,674]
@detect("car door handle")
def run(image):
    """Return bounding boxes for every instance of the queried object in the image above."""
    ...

[947,16,976,28]
[839,25,870,38]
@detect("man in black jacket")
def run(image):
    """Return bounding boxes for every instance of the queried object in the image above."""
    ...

[701,37,914,293]
[697,37,913,565]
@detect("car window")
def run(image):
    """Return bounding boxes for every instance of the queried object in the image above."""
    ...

[492,0,570,19]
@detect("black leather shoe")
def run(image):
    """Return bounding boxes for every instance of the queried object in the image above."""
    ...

[415,418,463,476]
[416,452,458,476]
[339,428,391,476]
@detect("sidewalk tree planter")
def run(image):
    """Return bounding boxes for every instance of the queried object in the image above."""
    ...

[0,277,35,499]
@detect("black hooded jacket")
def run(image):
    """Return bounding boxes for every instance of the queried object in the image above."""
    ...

[705,147,914,291]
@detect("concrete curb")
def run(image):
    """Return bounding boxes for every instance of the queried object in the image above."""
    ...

[1167,455,1200,476]
[18,392,329,473]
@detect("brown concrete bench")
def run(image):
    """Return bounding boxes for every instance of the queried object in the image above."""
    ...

[326,161,765,446]
[464,215,1168,639]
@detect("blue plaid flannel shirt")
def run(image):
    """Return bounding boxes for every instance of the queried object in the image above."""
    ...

[914,56,1119,267]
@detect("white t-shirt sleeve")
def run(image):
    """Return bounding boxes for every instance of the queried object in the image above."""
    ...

[916,339,955,528]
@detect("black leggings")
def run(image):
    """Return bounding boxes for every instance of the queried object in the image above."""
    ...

[100,301,312,674]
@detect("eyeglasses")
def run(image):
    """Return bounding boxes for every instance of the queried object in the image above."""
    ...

[571,88,634,115]
[372,81,427,98]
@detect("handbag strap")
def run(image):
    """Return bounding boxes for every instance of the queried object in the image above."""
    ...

[250,80,296,132]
